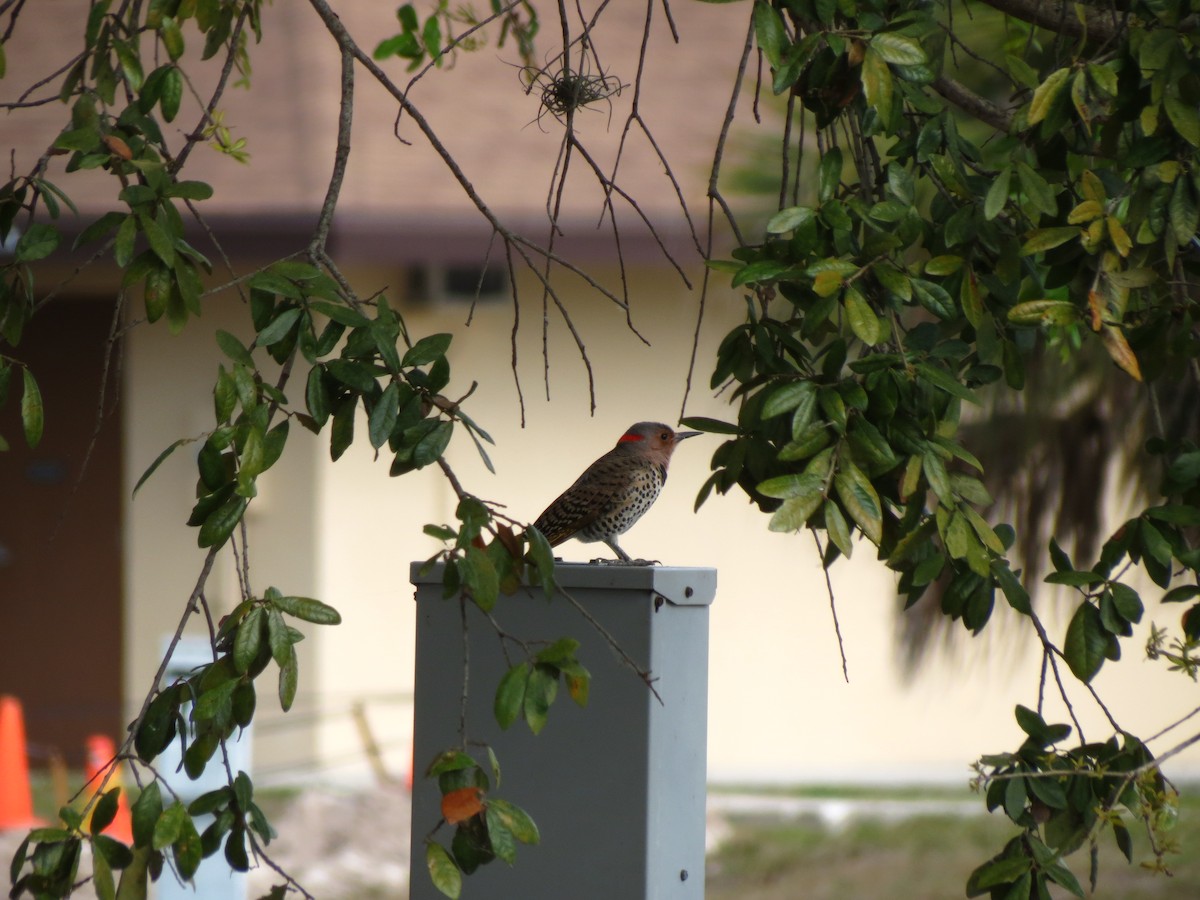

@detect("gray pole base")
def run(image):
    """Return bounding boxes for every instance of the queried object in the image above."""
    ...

[408,563,715,900]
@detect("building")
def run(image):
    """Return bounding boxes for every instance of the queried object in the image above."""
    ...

[2,0,1196,790]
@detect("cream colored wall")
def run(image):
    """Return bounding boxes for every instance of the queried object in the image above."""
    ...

[121,261,1200,787]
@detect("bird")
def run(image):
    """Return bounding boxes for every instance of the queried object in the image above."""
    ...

[532,422,701,563]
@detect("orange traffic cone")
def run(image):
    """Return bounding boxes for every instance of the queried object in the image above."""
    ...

[83,735,133,843]
[0,694,40,830]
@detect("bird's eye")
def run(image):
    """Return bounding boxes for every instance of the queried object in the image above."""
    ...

[661,432,670,440]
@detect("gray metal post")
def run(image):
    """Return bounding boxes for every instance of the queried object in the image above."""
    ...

[409,563,715,900]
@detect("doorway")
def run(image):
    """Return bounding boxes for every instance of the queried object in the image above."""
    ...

[0,297,124,768]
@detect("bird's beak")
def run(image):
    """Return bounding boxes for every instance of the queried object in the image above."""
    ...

[675,431,701,441]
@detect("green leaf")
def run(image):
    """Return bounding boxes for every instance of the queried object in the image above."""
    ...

[680,416,739,435]
[910,277,955,319]
[91,841,116,900]
[462,546,499,612]
[766,206,814,234]
[871,32,926,66]
[1109,583,1143,622]
[257,307,302,347]
[486,798,539,845]
[984,167,1011,220]
[562,660,590,707]
[131,781,164,847]
[273,595,342,625]
[1015,161,1056,218]
[277,645,298,712]
[523,664,557,735]
[861,46,893,123]
[134,439,197,498]
[89,788,120,836]
[425,842,462,899]
[172,813,202,881]
[14,222,60,262]
[915,362,979,405]
[758,471,824,501]
[1026,773,1067,809]
[818,147,843,203]
[1170,178,1198,245]
[762,381,812,419]
[1162,585,1200,604]
[1045,570,1105,587]
[197,495,248,549]
[20,368,44,449]
[526,526,556,598]
[74,211,128,250]
[1003,773,1026,821]
[1113,820,1133,863]
[114,40,144,92]
[151,801,186,850]
[752,0,787,69]
[413,420,453,467]
[844,287,883,345]
[1063,603,1108,683]
[823,499,853,558]
[991,560,1031,615]
[1043,857,1085,898]
[1015,704,1048,738]
[163,180,214,201]
[306,367,331,427]
[115,842,152,898]
[966,854,1031,895]
[1020,227,1079,255]
[369,381,401,450]
[768,487,825,532]
[233,607,265,674]
[135,689,178,762]
[494,662,530,730]
[138,212,175,267]
[403,333,452,367]
[1029,68,1070,124]
[1006,299,1079,326]
[215,330,254,366]
[834,459,882,545]
[483,803,516,865]
[425,749,479,778]
[1164,95,1200,147]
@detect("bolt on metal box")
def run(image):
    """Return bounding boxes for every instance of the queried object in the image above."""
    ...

[409,562,716,900]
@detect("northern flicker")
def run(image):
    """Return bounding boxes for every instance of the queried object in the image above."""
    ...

[532,422,700,562]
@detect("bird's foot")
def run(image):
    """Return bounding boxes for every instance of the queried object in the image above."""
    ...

[589,557,660,567]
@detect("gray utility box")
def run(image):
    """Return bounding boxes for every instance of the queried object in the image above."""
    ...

[409,563,716,900]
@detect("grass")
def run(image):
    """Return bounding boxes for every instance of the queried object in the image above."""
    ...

[706,788,1200,900]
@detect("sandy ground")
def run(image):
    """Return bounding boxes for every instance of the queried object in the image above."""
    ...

[246,783,414,898]
[0,784,415,900]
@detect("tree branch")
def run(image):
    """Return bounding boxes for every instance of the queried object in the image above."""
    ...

[974,0,1120,46]
[931,75,1013,133]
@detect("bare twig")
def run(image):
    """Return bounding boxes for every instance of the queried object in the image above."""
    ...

[310,37,355,257]
[681,5,755,417]
[555,583,663,704]
[811,530,849,682]
[172,10,249,173]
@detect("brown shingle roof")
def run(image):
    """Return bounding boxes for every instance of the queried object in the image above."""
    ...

[4,0,753,258]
